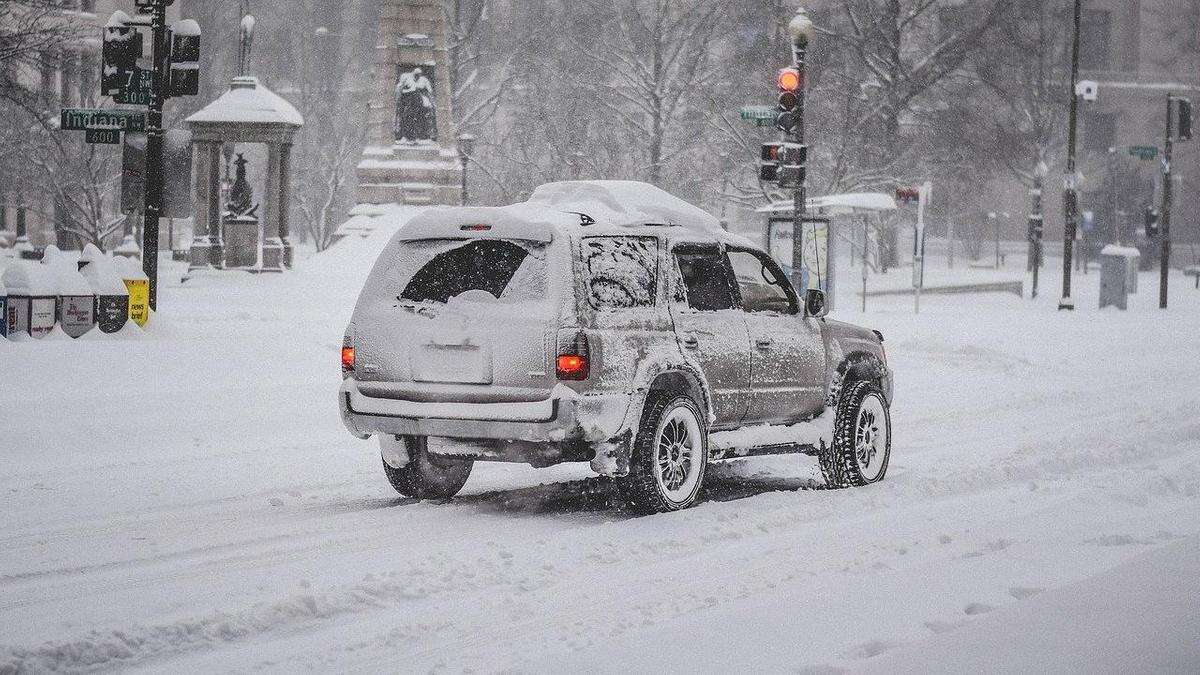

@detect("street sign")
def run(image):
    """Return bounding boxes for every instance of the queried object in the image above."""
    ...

[1129,145,1158,160]
[61,108,146,132]
[113,90,152,105]
[740,105,776,121]
[125,68,154,94]
[86,128,122,144]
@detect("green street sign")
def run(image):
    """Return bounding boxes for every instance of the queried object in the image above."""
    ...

[86,128,122,144]
[740,105,776,121]
[1128,145,1158,160]
[61,108,146,132]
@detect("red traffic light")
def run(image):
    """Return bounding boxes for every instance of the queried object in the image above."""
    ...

[777,67,802,92]
[896,188,921,205]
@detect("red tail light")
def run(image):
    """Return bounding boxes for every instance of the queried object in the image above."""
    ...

[556,354,588,380]
[556,333,590,381]
[341,346,355,372]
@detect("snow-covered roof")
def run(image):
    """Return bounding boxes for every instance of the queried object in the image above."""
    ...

[397,181,726,244]
[757,192,898,215]
[187,76,303,127]
[528,181,722,231]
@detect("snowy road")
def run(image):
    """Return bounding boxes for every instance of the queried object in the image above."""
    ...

[2,226,1199,672]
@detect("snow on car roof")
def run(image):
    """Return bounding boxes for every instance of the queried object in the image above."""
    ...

[397,181,724,244]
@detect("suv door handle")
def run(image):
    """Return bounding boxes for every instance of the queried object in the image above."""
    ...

[755,338,775,350]
[682,334,699,349]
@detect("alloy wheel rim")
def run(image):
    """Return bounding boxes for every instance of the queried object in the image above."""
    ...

[854,394,888,481]
[654,405,703,503]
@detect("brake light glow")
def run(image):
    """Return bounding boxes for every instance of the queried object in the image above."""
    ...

[556,354,588,380]
[341,346,355,372]
[460,224,492,232]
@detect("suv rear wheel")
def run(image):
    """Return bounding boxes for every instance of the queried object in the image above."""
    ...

[820,380,891,488]
[382,436,474,500]
[618,391,708,513]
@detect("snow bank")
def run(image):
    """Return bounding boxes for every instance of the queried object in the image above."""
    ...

[2,260,56,295]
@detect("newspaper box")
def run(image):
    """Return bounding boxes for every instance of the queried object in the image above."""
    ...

[116,257,150,327]
[1,261,56,338]
[44,247,96,338]
[79,244,130,334]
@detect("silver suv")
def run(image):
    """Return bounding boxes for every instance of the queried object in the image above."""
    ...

[340,181,893,513]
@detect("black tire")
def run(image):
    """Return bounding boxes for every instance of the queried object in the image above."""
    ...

[617,390,708,514]
[819,380,891,488]
[382,436,474,499]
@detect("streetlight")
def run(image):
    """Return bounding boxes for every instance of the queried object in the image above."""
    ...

[457,132,475,206]
[1060,0,1083,310]
[786,7,816,299]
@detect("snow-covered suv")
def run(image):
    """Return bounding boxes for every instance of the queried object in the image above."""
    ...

[340,181,893,512]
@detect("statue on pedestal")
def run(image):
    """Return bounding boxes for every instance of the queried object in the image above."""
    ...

[394,65,437,143]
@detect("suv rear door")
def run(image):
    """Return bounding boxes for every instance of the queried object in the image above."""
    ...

[350,235,560,403]
[669,244,751,429]
[727,247,827,424]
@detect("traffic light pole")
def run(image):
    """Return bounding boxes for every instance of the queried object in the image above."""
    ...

[1060,0,1082,311]
[1159,93,1174,310]
[789,42,807,298]
[142,0,169,312]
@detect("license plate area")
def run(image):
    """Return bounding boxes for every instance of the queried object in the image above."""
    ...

[411,341,493,384]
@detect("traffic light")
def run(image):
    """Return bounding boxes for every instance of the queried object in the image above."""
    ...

[776,67,802,133]
[760,142,807,187]
[168,20,201,97]
[1144,206,1160,238]
[102,19,142,96]
[1178,98,1193,142]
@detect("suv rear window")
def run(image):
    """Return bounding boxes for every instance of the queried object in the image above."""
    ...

[581,236,658,309]
[399,240,547,305]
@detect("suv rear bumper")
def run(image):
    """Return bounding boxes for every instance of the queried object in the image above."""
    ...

[339,378,630,446]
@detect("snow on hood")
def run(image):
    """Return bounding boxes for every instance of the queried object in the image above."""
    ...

[187,77,303,127]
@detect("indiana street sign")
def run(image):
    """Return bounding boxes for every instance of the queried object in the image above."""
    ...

[1128,145,1159,161]
[60,108,146,132]
[86,128,122,144]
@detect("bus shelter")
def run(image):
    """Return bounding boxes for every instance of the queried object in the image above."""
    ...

[756,193,896,312]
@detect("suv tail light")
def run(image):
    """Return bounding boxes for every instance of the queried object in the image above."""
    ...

[341,335,355,373]
[556,332,590,381]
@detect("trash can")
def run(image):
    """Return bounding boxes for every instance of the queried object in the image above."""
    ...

[2,261,57,338]
[79,244,130,334]
[115,256,150,327]
[43,246,96,338]
[1100,245,1141,311]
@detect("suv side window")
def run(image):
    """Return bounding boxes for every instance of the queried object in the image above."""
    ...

[727,248,797,314]
[580,236,659,309]
[673,247,738,312]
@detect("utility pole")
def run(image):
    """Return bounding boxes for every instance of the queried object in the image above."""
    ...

[787,10,815,300]
[141,0,170,312]
[1060,0,1082,310]
[1159,95,1175,309]
[1028,161,1047,299]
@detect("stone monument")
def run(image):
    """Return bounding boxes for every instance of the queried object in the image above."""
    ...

[357,0,462,206]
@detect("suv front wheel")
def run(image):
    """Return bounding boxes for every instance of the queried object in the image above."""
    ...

[820,380,891,488]
[619,391,708,513]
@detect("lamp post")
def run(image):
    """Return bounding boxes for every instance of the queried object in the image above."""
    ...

[787,8,816,299]
[1060,0,1083,310]
[1028,160,1048,299]
[457,132,475,206]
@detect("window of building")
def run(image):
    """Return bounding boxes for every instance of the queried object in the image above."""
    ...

[1080,10,1111,71]
[1083,112,1117,153]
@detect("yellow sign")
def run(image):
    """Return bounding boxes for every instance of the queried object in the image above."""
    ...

[124,278,150,327]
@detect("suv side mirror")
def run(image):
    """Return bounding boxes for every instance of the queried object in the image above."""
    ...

[804,288,828,318]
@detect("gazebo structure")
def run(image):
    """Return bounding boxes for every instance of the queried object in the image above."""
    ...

[186,73,303,272]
